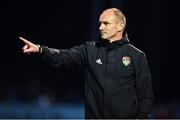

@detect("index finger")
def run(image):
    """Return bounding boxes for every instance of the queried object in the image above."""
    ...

[19,37,32,45]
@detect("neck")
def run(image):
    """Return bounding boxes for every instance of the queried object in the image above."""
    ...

[108,34,123,43]
[109,39,121,43]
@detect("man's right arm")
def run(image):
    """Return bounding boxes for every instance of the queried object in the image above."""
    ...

[20,37,87,67]
[39,44,87,67]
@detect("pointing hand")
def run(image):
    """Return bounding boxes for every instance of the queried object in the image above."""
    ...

[19,37,40,54]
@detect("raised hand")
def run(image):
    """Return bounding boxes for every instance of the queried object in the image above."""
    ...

[19,37,40,54]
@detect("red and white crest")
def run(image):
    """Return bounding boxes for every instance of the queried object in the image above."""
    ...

[122,56,131,66]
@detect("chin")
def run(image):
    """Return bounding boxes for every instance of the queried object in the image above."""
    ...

[101,36,107,40]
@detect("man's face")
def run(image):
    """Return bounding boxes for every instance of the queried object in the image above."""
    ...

[99,10,121,41]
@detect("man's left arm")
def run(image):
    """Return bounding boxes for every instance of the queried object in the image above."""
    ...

[135,53,154,118]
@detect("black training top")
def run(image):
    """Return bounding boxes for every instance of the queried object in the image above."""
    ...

[40,37,153,119]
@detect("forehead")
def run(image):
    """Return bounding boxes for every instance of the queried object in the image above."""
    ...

[99,10,115,21]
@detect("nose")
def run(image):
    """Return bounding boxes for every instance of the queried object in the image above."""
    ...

[99,23,104,31]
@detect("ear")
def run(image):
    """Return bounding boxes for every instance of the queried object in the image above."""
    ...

[117,22,124,32]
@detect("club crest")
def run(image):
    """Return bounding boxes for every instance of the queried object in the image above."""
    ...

[122,56,131,66]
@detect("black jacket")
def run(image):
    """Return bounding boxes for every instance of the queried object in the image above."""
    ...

[39,38,153,118]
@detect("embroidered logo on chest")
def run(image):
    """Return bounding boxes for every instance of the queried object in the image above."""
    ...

[122,56,131,66]
[96,59,103,64]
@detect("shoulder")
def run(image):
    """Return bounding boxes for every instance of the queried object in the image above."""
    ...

[72,41,96,49]
[124,44,145,56]
[123,44,148,63]
[84,41,97,47]
[85,41,96,45]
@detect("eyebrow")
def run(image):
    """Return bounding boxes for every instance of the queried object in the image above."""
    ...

[99,20,110,24]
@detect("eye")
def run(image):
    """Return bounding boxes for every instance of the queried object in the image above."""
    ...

[103,22,109,25]
[99,21,110,26]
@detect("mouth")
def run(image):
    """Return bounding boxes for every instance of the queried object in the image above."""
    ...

[100,32,106,35]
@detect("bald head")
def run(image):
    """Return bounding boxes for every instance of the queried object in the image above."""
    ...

[99,8,126,41]
[102,8,126,29]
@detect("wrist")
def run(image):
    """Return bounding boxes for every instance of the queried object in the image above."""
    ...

[36,44,42,53]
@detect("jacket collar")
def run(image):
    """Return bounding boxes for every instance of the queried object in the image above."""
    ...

[98,37,130,51]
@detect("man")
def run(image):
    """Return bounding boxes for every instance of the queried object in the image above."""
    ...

[20,8,153,118]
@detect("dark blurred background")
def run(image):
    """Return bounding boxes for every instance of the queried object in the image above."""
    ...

[0,0,179,118]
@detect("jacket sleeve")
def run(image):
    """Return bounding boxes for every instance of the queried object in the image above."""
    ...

[135,53,154,118]
[39,44,87,67]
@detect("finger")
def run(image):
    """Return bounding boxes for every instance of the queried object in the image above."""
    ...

[24,51,31,54]
[19,37,32,45]
[22,49,31,54]
[23,49,31,53]
[23,47,35,53]
[22,45,28,50]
